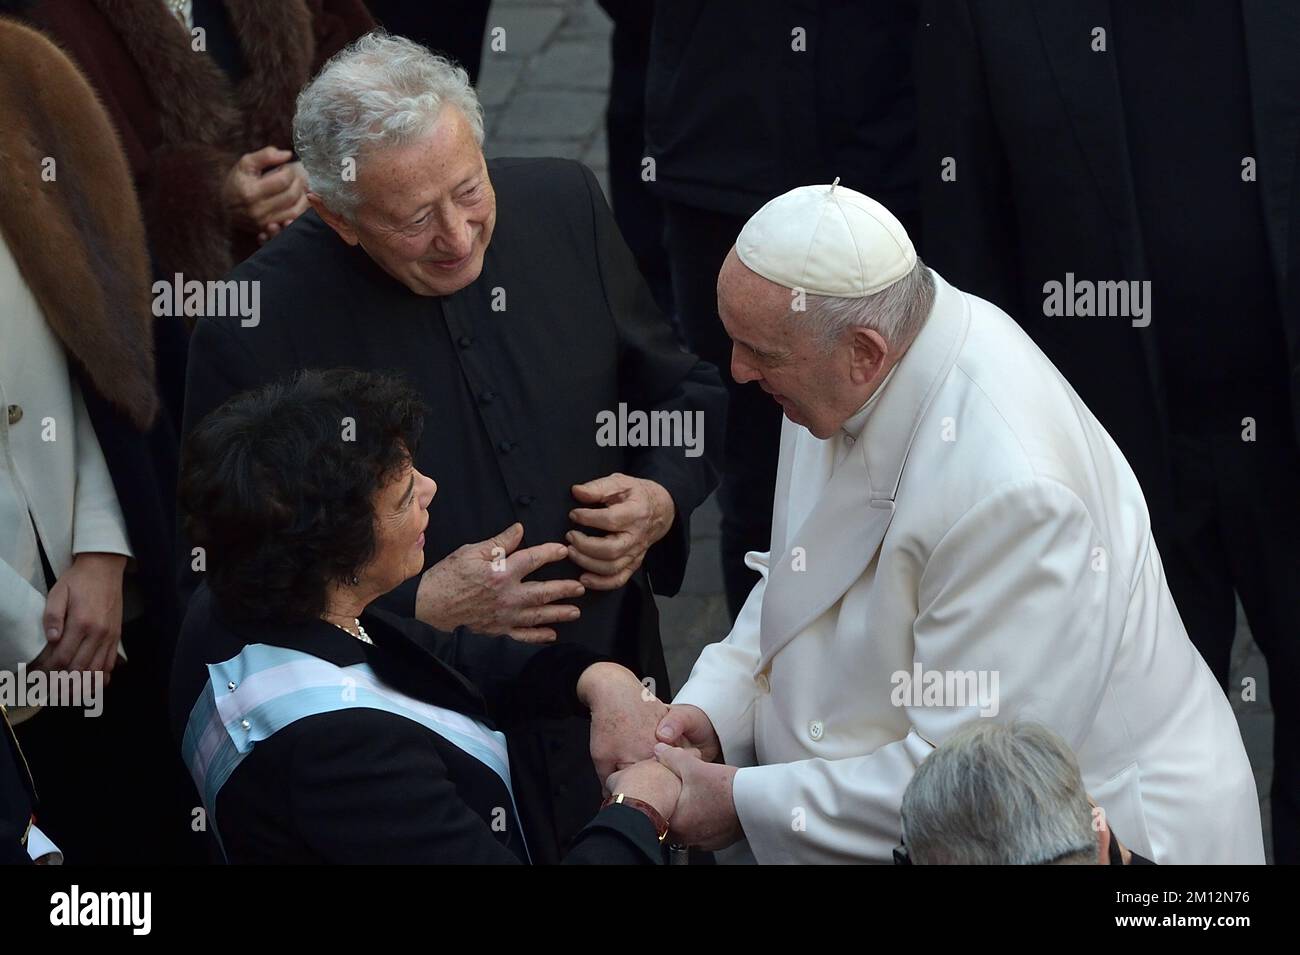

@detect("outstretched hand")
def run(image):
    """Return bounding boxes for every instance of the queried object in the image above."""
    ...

[415,522,584,643]
[579,662,668,782]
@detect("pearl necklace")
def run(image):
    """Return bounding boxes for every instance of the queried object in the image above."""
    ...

[328,618,373,645]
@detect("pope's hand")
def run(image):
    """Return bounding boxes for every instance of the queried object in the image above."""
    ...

[577,662,668,783]
[655,703,722,763]
[414,522,584,643]
[654,742,742,851]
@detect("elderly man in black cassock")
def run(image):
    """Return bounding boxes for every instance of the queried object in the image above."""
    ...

[182,33,724,862]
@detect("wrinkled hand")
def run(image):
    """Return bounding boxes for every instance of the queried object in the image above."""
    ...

[654,742,742,851]
[414,522,584,643]
[32,552,126,681]
[567,473,674,590]
[577,662,668,783]
[605,758,683,821]
[655,703,722,763]
[222,146,309,238]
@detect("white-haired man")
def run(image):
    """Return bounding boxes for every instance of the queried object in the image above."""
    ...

[899,721,1154,865]
[182,33,724,862]
[651,182,1264,864]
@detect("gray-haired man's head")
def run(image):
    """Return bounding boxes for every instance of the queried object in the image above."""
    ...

[900,721,1100,865]
[294,32,494,297]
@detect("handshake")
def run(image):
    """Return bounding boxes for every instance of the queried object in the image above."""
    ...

[578,663,743,852]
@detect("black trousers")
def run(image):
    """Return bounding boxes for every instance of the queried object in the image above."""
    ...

[14,618,207,864]
[1160,429,1300,864]
[662,201,783,619]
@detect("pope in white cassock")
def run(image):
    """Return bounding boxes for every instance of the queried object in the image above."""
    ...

[650,182,1264,864]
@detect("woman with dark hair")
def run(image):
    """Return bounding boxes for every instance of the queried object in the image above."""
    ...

[171,369,680,863]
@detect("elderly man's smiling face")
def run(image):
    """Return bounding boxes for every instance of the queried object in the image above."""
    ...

[315,104,496,296]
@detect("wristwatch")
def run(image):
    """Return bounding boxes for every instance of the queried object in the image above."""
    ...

[602,792,670,842]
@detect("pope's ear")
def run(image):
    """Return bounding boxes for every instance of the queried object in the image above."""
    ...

[848,326,890,385]
[309,193,360,246]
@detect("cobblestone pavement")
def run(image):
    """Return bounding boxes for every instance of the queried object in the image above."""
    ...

[474,0,1275,861]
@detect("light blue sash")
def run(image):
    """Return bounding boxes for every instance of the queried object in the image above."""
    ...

[181,642,529,861]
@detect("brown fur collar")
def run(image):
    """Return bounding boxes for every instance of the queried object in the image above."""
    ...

[86,0,316,281]
[90,0,315,156]
[0,17,157,430]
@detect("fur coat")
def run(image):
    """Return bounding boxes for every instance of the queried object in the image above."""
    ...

[0,13,184,650]
[0,14,156,429]
[20,0,372,283]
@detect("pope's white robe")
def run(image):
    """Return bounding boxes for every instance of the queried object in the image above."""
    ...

[676,270,1264,864]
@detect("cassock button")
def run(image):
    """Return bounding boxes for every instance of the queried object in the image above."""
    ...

[808,720,824,741]
[6,404,21,426]
[498,440,514,453]
[516,494,534,506]
[479,391,497,405]
[458,335,474,349]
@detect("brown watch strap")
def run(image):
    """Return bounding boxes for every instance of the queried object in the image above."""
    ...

[602,792,670,842]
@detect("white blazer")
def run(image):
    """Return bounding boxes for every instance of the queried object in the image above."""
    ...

[0,235,131,673]
[676,271,1264,864]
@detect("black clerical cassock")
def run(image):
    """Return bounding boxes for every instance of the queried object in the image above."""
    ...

[182,158,725,861]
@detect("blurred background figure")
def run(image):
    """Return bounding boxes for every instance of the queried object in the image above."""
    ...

[15,0,372,422]
[644,0,921,617]
[0,14,195,863]
[368,0,493,84]
[918,0,1300,864]
[597,0,672,317]
[899,722,1156,865]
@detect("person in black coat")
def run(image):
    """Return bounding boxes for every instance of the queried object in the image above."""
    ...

[172,369,681,863]
[181,33,724,863]
[644,0,921,618]
[596,0,673,316]
[917,0,1300,863]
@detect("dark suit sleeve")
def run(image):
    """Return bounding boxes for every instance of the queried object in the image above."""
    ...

[578,162,725,596]
[377,610,606,724]
[458,638,603,726]
[916,0,1022,311]
[285,710,660,863]
[564,803,664,864]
